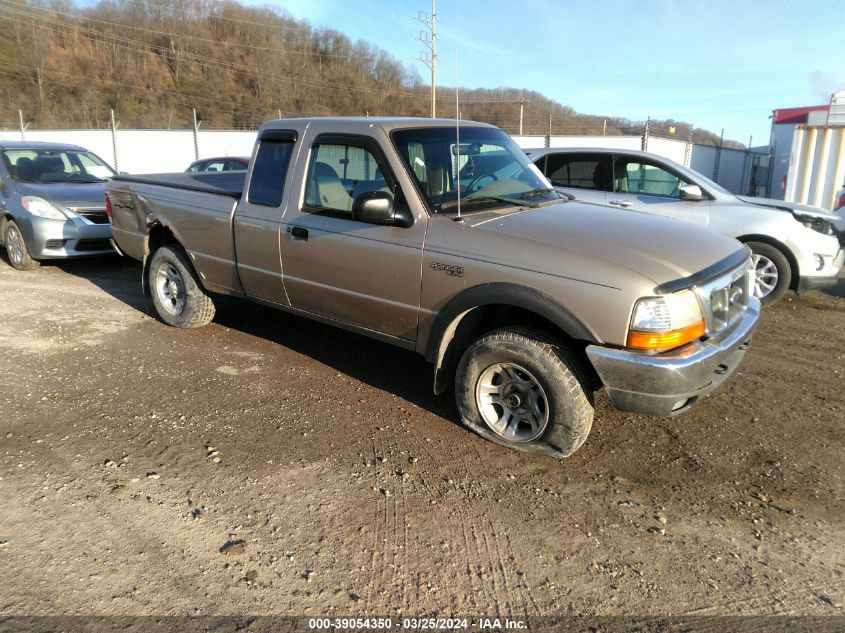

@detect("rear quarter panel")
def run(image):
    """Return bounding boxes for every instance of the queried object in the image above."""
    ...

[108,181,241,293]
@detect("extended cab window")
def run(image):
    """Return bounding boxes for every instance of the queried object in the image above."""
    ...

[247,139,295,207]
[543,153,611,191]
[615,158,690,198]
[305,143,389,215]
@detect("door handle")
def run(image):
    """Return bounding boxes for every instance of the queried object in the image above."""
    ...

[609,199,633,208]
[289,226,309,241]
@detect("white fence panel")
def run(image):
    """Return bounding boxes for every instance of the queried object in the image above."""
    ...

[548,135,641,150]
[0,128,257,174]
[510,135,546,149]
[646,137,688,165]
[0,129,115,166]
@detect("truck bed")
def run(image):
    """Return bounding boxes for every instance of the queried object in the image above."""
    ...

[112,171,245,199]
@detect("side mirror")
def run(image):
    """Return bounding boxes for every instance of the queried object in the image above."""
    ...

[679,184,706,201]
[352,191,413,228]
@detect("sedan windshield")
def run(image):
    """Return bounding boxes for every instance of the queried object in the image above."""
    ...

[2,149,115,183]
[392,126,557,213]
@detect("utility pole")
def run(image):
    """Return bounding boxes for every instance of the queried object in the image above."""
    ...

[519,99,524,136]
[684,123,694,166]
[110,109,120,172]
[713,128,725,184]
[545,113,551,148]
[192,108,202,161]
[415,0,437,117]
[18,109,29,141]
[641,116,651,152]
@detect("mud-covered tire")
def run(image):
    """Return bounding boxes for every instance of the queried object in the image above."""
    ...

[747,241,791,306]
[148,245,215,328]
[4,220,40,271]
[455,327,594,459]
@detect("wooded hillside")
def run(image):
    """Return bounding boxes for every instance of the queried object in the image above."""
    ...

[0,0,742,147]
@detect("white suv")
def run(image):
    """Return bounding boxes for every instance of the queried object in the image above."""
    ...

[528,147,844,305]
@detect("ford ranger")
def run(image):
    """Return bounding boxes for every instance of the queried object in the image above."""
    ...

[107,118,760,458]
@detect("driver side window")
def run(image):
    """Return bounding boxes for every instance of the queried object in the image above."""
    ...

[305,143,389,215]
[615,159,689,198]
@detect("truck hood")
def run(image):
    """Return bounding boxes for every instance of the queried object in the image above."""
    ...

[734,195,838,221]
[463,201,745,287]
[16,181,109,208]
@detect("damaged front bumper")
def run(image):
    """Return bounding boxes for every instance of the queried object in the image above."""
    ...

[585,298,760,417]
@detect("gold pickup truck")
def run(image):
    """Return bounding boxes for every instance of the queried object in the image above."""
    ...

[107,117,759,458]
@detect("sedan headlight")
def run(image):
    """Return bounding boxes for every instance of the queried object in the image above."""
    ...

[627,289,705,351]
[793,211,834,236]
[21,196,69,220]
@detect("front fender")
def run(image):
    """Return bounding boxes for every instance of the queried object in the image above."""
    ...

[425,283,601,395]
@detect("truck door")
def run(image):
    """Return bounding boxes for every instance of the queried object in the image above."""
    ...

[280,133,426,342]
[233,129,299,305]
[607,155,710,226]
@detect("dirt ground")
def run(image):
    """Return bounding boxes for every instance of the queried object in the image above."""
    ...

[0,254,843,629]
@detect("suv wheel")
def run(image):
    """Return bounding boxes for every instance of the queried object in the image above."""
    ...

[3,220,40,270]
[747,242,791,306]
[455,327,594,458]
[148,245,216,328]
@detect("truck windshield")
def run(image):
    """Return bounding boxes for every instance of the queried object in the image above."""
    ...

[392,127,557,213]
[3,149,115,184]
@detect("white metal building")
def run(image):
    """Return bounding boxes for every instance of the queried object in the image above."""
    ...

[783,90,845,211]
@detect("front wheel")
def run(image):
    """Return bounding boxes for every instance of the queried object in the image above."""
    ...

[747,241,791,306]
[148,245,216,328]
[455,327,594,459]
[4,220,40,270]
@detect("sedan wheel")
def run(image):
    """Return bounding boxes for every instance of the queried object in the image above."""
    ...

[746,241,791,306]
[3,220,39,270]
[751,253,779,298]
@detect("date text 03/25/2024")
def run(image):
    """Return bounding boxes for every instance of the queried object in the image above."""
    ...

[307,617,527,630]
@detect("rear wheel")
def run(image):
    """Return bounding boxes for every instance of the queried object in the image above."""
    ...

[747,241,791,306]
[455,327,594,459]
[3,220,40,271]
[148,245,215,328]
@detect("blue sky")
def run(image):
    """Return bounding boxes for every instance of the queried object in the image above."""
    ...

[246,0,844,144]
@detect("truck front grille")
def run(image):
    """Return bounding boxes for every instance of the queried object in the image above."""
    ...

[696,260,753,335]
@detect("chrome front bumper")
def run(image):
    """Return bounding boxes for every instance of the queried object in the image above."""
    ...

[586,297,761,417]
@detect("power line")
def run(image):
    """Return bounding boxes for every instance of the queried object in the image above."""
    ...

[414,0,436,117]
[129,0,322,34]
[0,61,301,114]
[0,2,515,106]
[0,3,430,100]
[0,0,388,61]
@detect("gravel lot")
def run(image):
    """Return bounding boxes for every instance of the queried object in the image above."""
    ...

[0,254,843,628]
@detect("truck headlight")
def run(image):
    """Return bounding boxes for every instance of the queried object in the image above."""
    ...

[21,196,68,220]
[627,289,705,351]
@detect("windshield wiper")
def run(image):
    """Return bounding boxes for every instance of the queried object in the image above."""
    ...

[520,187,555,198]
[440,195,537,212]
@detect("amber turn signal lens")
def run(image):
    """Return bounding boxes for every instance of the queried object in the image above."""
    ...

[626,321,706,351]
